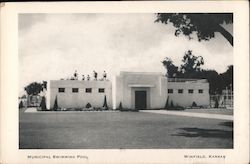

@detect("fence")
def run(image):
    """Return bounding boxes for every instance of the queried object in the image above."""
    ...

[27,95,42,107]
[210,94,233,109]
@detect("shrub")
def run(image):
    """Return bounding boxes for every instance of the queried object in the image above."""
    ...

[40,96,47,111]
[103,95,108,110]
[53,96,58,111]
[170,100,174,107]
[118,102,123,110]
[95,107,101,111]
[19,101,24,109]
[66,108,75,111]
[86,103,92,108]
[164,96,169,109]
[192,101,197,107]
[166,100,185,111]
[120,108,139,112]
[75,108,83,111]
[167,106,185,111]
[214,99,219,108]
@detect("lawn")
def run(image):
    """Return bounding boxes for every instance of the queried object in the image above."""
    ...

[19,111,233,149]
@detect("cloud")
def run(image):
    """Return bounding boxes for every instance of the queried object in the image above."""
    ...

[19,13,233,94]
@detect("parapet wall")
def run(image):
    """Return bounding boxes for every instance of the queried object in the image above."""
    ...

[50,80,112,109]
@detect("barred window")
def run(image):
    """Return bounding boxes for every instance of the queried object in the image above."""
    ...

[58,88,65,92]
[99,88,105,93]
[198,89,203,93]
[188,89,193,94]
[178,89,183,93]
[72,88,79,93]
[168,89,173,93]
[86,88,92,93]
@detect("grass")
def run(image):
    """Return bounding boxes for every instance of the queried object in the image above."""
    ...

[19,111,233,149]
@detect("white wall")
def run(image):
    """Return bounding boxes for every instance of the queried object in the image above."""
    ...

[50,80,112,109]
[167,81,210,107]
[49,73,210,110]
[115,72,167,109]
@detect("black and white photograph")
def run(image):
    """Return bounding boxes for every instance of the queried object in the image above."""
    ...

[18,13,234,149]
[1,1,249,164]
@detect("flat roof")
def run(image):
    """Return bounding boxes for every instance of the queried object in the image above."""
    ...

[120,71,164,76]
[128,84,155,88]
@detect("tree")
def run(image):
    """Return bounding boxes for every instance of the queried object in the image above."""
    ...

[192,101,197,107]
[202,69,223,94]
[53,96,58,111]
[103,95,108,110]
[164,96,169,109]
[170,100,174,107]
[162,53,233,95]
[181,50,204,77]
[214,98,219,108]
[162,51,204,79]
[42,81,47,90]
[220,65,233,90]
[162,57,179,77]
[19,101,24,109]
[155,13,233,46]
[40,96,47,111]
[118,102,123,110]
[24,82,43,96]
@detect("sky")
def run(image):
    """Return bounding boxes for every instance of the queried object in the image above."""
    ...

[19,13,233,95]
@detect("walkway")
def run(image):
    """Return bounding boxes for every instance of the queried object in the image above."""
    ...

[24,108,37,113]
[140,110,233,121]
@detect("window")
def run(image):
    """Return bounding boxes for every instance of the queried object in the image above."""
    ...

[72,88,79,93]
[168,89,173,93]
[188,89,193,94]
[99,88,105,93]
[178,89,183,93]
[58,88,65,92]
[86,88,92,93]
[198,89,203,93]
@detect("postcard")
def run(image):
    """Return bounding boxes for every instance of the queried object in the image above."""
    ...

[0,1,249,164]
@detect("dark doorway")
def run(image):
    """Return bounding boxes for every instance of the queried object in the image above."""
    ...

[135,91,147,109]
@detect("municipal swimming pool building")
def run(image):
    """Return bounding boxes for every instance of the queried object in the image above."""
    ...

[48,72,210,110]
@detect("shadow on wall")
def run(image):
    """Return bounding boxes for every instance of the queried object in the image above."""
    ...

[172,127,233,139]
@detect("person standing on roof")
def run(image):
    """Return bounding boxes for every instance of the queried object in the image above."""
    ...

[74,70,78,80]
[103,71,107,80]
[93,71,98,80]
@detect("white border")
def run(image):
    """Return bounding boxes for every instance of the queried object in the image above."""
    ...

[1,2,249,164]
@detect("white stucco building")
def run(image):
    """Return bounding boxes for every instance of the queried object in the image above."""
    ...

[49,80,112,109]
[115,72,168,109]
[49,71,210,110]
[167,78,209,107]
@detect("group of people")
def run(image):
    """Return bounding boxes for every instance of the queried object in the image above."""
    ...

[73,70,107,81]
